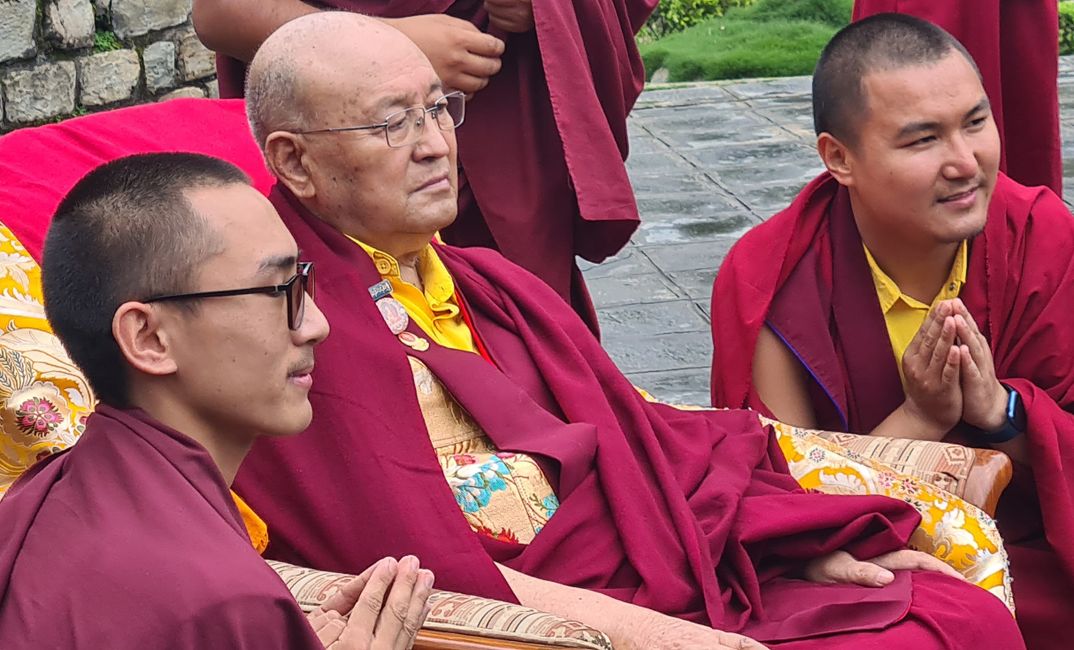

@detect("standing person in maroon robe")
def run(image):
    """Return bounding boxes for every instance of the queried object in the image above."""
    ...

[0,153,433,649]
[712,15,1074,650]
[233,13,1027,649]
[192,0,657,333]
[852,0,1062,194]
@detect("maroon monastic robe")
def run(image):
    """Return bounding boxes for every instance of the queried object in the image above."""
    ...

[0,406,322,649]
[218,0,655,332]
[852,1,1062,195]
[233,187,1025,648]
[711,172,1074,649]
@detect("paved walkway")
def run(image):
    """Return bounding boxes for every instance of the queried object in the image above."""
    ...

[584,57,1074,406]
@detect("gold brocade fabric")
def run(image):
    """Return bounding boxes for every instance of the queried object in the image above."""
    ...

[408,356,559,544]
[0,223,268,552]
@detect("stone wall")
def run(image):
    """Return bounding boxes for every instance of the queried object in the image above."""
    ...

[0,0,218,132]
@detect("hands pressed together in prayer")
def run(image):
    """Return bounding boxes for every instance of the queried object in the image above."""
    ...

[897,299,1009,440]
[307,556,434,650]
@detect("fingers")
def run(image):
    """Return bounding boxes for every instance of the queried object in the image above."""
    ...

[339,557,399,647]
[841,558,895,587]
[321,559,388,615]
[941,344,961,387]
[457,28,506,57]
[370,555,420,648]
[394,569,434,650]
[868,550,966,582]
[959,344,982,382]
[308,608,347,646]
[928,316,958,375]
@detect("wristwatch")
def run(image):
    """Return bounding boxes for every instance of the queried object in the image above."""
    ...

[976,384,1027,444]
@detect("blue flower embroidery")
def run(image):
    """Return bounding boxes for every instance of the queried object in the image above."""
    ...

[452,456,511,514]
[541,494,560,518]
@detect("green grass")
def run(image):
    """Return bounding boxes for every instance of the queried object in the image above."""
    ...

[639,0,852,82]
[641,17,839,81]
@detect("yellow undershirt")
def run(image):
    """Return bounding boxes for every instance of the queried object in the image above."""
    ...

[350,237,476,353]
[864,240,968,386]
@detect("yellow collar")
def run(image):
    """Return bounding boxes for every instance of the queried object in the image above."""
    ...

[347,236,456,308]
[864,240,968,312]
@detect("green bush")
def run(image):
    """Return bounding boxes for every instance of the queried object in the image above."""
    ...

[1060,1,1074,56]
[738,0,853,27]
[641,17,839,81]
[642,0,754,40]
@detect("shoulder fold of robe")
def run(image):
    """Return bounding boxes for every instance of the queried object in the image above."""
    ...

[0,405,321,649]
[711,171,1074,645]
[234,187,942,643]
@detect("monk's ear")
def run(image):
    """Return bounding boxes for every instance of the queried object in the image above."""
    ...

[265,131,317,199]
[817,132,855,187]
[112,302,179,378]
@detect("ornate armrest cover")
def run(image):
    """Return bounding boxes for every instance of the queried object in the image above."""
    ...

[268,561,613,650]
[810,430,1012,517]
[766,417,1014,614]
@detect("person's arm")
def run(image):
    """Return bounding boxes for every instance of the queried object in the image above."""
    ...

[192,0,319,63]
[754,303,964,441]
[496,564,767,649]
[192,0,505,94]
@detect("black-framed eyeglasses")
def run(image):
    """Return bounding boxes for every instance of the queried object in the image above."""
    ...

[143,262,315,331]
[293,91,465,148]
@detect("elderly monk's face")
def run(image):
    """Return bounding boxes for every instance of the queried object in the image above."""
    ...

[840,52,1000,247]
[163,183,330,438]
[300,40,458,255]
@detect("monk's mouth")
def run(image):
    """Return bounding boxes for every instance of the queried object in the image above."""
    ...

[937,186,980,204]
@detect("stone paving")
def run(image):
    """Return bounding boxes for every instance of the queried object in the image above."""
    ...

[584,56,1074,406]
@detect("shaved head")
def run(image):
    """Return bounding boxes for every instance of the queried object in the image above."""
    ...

[246,12,427,147]
[812,13,980,146]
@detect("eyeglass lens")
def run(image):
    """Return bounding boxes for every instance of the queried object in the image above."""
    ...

[385,93,465,147]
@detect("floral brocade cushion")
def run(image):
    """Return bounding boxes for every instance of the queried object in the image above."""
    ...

[766,416,1014,614]
[0,223,93,497]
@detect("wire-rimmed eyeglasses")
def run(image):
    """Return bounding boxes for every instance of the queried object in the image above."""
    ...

[292,91,466,148]
[142,262,315,331]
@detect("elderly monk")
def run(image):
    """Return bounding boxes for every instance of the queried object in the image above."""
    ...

[193,0,656,333]
[233,12,1026,649]
[712,15,1074,650]
[851,1,1061,194]
[0,153,433,649]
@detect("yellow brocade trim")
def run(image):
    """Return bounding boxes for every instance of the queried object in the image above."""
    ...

[232,492,269,554]
[407,356,558,544]
[0,224,94,499]
[864,241,967,385]
[350,237,475,353]
[764,414,1014,614]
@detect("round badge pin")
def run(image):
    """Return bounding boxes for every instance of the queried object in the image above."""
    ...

[399,331,430,352]
[377,297,410,335]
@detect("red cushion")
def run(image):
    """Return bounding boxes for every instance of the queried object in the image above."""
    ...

[0,98,275,262]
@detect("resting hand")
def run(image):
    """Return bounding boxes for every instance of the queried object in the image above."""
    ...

[804,549,964,587]
[945,299,1008,431]
[484,0,535,33]
[385,14,505,95]
[308,556,434,649]
[641,614,769,650]
[900,301,963,437]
